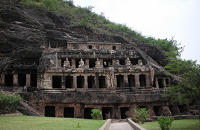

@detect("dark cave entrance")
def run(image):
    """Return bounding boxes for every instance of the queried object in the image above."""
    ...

[77,76,84,88]
[117,75,124,87]
[64,107,74,118]
[153,106,162,116]
[45,106,55,117]
[178,104,188,114]
[139,74,146,87]
[119,59,125,65]
[89,59,96,68]
[52,76,62,88]
[158,79,164,88]
[120,107,129,119]
[84,108,93,119]
[102,107,112,120]
[5,74,13,87]
[169,105,175,116]
[128,75,135,87]
[18,74,26,86]
[65,76,73,88]
[88,76,95,88]
[99,76,106,88]
[31,74,37,87]
[103,59,112,68]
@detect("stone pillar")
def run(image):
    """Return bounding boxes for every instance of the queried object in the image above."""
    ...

[74,103,82,118]
[124,74,129,87]
[162,106,172,116]
[13,74,18,87]
[95,73,99,88]
[155,77,159,88]
[73,76,77,88]
[135,74,140,87]
[58,59,61,67]
[85,59,89,68]
[145,74,150,87]
[163,78,166,87]
[62,76,65,89]
[84,76,88,89]
[100,59,103,67]
[114,75,117,87]
[55,106,64,117]
[71,59,76,68]
[1,73,5,86]
[26,74,31,87]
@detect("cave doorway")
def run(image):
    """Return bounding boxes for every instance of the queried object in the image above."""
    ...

[88,76,95,88]
[52,76,62,88]
[65,76,73,88]
[103,59,112,68]
[77,76,84,88]
[119,59,125,65]
[84,108,93,119]
[120,107,129,119]
[102,107,112,120]
[139,74,146,87]
[99,76,106,88]
[117,75,124,87]
[64,107,74,118]
[89,59,96,68]
[45,106,55,117]
[169,105,175,116]
[31,74,37,87]
[128,75,135,87]
[18,74,26,86]
[153,106,162,116]
[178,105,188,114]
[5,74,13,87]
[158,78,164,88]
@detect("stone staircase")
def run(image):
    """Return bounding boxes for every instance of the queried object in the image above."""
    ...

[18,100,44,117]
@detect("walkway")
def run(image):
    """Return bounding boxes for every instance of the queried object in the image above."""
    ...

[109,122,134,130]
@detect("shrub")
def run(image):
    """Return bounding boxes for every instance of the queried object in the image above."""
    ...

[158,116,174,130]
[133,107,149,124]
[91,109,102,120]
[0,91,22,114]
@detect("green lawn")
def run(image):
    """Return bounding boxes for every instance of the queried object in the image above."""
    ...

[0,115,106,130]
[139,119,200,130]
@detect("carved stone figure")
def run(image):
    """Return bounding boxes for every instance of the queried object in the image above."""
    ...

[138,60,143,65]
[125,58,132,65]
[63,58,70,68]
[108,67,115,88]
[78,58,85,68]
[95,58,101,68]
[115,60,120,66]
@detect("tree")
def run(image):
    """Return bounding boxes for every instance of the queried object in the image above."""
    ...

[91,109,102,120]
[132,107,149,124]
[163,59,200,122]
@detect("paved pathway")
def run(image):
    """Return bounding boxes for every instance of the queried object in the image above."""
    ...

[109,122,134,130]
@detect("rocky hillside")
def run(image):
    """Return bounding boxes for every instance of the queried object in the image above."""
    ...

[0,0,168,72]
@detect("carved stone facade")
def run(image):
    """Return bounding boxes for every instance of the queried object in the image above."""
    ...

[0,42,182,119]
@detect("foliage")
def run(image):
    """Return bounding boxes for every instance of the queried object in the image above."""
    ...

[0,91,22,114]
[133,107,149,124]
[0,116,106,130]
[139,119,199,130]
[158,116,174,130]
[163,59,200,104]
[91,109,102,120]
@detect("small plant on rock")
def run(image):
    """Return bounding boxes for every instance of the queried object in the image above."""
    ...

[91,109,102,120]
[158,116,174,130]
[132,107,149,124]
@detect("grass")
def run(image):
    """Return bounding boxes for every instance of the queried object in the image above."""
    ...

[0,115,106,130]
[139,119,200,130]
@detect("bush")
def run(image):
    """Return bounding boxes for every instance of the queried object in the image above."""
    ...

[132,107,149,124]
[91,109,102,120]
[158,116,174,130]
[0,91,22,114]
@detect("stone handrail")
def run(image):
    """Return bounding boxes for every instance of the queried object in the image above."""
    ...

[126,118,147,130]
[98,119,111,130]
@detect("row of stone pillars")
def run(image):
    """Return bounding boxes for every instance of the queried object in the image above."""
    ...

[51,73,151,89]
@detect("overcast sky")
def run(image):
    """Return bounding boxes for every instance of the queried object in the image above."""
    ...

[74,0,200,64]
